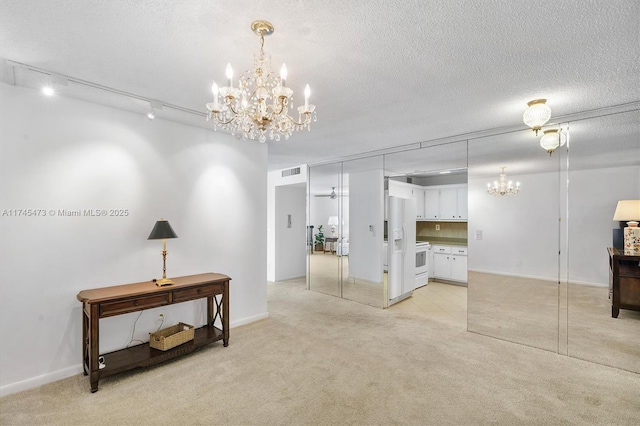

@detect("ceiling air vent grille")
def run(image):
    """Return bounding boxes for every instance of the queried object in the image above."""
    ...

[281,167,301,177]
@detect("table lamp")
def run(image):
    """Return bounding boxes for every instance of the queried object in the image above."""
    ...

[148,218,178,286]
[613,200,640,253]
[328,216,339,237]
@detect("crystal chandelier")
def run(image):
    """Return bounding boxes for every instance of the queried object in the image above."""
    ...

[487,167,521,196]
[523,99,551,135]
[206,20,316,143]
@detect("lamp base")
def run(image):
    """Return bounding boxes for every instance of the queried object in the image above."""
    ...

[156,278,174,287]
[623,225,640,254]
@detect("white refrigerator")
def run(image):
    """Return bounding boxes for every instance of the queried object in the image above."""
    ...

[387,196,416,305]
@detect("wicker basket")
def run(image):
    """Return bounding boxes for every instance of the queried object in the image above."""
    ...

[150,322,194,351]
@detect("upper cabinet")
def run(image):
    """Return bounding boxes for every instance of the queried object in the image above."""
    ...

[439,186,467,220]
[414,188,425,219]
[423,189,440,220]
[388,180,467,222]
[388,180,424,220]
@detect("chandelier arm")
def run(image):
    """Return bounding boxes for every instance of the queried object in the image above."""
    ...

[225,100,241,115]
[271,97,293,116]
[211,113,237,126]
[283,112,312,126]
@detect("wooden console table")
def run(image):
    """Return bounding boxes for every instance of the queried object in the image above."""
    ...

[77,273,230,392]
[608,247,640,318]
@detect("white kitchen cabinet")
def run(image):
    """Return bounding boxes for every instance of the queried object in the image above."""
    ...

[389,182,467,221]
[456,188,468,220]
[439,187,467,220]
[413,188,425,219]
[432,245,467,283]
[450,254,468,282]
[423,189,440,220]
[433,253,450,279]
[439,188,458,220]
[388,180,413,198]
[428,245,434,278]
[388,180,425,220]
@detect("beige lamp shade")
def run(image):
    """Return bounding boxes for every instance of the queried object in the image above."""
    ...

[613,200,640,222]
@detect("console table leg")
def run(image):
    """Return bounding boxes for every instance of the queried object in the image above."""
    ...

[223,281,229,347]
[90,373,99,393]
[612,306,619,318]
[82,305,89,375]
[88,304,100,392]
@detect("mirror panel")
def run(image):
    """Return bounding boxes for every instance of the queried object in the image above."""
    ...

[566,110,640,372]
[308,163,342,297]
[341,156,385,307]
[467,131,563,352]
[383,141,468,318]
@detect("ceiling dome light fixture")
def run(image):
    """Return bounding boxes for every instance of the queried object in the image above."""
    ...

[487,167,521,196]
[206,20,317,144]
[523,99,551,135]
[539,128,567,155]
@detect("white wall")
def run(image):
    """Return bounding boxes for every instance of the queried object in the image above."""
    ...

[468,165,640,285]
[0,83,268,395]
[567,165,640,285]
[468,170,562,280]
[348,169,384,283]
[266,166,307,281]
[274,185,307,281]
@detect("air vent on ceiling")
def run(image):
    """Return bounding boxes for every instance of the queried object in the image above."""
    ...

[281,167,301,177]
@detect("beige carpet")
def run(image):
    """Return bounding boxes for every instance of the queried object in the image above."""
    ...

[1,278,640,425]
[468,271,640,373]
[567,282,640,372]
[309,253,384,308]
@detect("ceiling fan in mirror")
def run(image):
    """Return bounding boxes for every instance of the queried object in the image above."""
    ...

[313,187,345,199]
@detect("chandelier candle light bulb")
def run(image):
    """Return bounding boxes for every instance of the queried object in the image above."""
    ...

[304,84,310,110]
[226,63,233,88]
[211,82,219,110]
[280,63,287,86]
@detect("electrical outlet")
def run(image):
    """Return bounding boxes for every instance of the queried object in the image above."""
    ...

[435,224,440,231]
[516,260,522,267]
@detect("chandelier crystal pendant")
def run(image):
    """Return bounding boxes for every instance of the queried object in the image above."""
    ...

[206,20,316,143]
[539,128,567,155]
[487,167,521,196]
[523,99,551,135]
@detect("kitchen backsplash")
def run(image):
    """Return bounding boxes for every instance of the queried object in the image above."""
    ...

[417,221,467,241]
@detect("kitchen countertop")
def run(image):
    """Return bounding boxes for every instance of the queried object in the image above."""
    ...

[417,238,468,246]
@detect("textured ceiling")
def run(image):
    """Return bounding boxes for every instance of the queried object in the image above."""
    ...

[1,0,639,174]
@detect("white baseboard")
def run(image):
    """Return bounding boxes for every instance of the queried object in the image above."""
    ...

[230,312,269,328]
[0,364,83,398]
[467,268,607,287]
[0,312,269,398]
[273,273,305,282]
